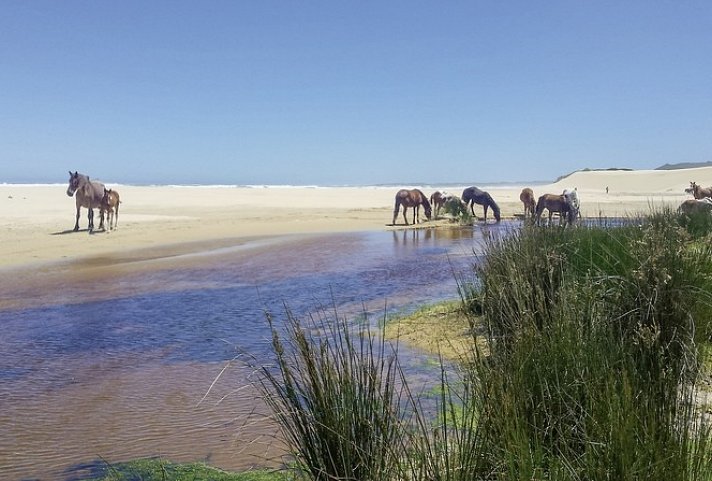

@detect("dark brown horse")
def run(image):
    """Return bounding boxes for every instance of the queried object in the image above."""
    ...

[430,191,448,217]
[392,189,432,225]
[689,181,712,199]
[535,193,574,226]
[66,171,106,232]
[519,188,536,218]
[101,188,121,231]
[461,186,501,223]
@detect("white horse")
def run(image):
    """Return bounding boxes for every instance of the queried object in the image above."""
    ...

[562,188,580,223]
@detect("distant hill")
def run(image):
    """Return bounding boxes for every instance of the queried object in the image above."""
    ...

[555,167,633,183]
[655,161,712,170]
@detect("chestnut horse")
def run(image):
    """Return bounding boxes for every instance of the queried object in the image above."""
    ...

[461,186,501,223]
[101,188,121,231]
[66,171,106,232]
[393,189,432,225]
[535,193,576,226]
[689,181,712,199]
[519,188,536,218]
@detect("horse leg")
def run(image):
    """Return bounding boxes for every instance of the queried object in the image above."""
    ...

[74,206,81,231]
[483,205,489,223]
[402,207,409,226]
[88,208,94,232]
[413,205,419,224]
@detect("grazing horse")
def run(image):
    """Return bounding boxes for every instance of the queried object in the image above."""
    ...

[392,189,432,225]
[66,171,105,232]
[430,191,449,217]
[679,198,712,215]
[535,193,575,226]
[101,188,121,231]
[519,188,536,218]
[689,181,712,199]
[461,186,501,223]
[562,188,580,223]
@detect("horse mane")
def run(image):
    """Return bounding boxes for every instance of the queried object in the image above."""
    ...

[418,190,432,211]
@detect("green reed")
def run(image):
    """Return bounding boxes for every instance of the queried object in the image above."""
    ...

[255,309,413,481]
[471,210,712,479]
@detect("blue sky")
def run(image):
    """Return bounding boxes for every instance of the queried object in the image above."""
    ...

[1,1,710,185]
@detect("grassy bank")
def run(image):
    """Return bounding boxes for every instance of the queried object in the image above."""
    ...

[257,208,712,481]
[80,458,290,481]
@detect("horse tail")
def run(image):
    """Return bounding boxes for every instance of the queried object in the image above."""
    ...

[393,195,402,224]
[535,195,545,218]
[461,188,471,205]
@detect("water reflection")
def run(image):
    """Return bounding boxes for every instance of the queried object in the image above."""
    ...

[0,225,509,480]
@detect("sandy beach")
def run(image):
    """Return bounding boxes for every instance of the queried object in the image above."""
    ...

[1,167,710,272]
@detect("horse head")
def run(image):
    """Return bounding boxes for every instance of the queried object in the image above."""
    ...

[487,194,501,222]
[423,201,432,220]
[67,171,80,197]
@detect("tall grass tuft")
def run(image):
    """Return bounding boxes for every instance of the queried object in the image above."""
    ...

[255,310,411,481]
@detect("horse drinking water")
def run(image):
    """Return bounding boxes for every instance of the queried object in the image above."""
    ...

[461,186,501,223]
[66,171,106,232]
[392,189,432,225]
[535,193,577,226]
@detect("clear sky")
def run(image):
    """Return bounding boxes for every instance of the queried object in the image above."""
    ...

[1,1,711,185]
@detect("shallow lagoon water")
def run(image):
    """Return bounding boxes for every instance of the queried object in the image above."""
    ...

[0,224,512,480]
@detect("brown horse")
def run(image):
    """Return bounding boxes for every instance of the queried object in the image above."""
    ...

[393,189,432,225]
[66,171,106,232]
[519,188,536,218]
[535,193,574,226]
[679,198,712,215]
[689,181,712,199]
[101,188,121,231]
[430,191,448,217]
[461,186,501,223]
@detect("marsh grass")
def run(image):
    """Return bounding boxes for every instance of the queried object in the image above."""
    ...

[443,197,473,225]
[472,210,712,479]
[83,458,290,480]
[257,209,712,480]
